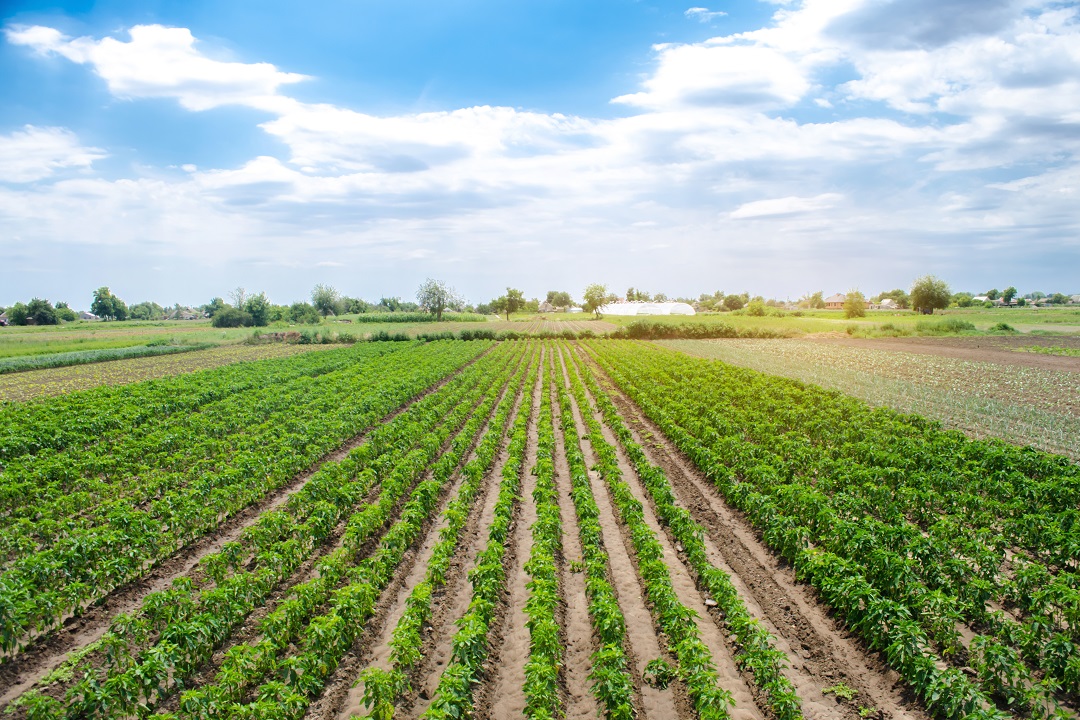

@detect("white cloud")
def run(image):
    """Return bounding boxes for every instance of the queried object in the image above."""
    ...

[5,24,306,111]
[730,193,843,218]
[0,125,106,182]
[685,8,728,23]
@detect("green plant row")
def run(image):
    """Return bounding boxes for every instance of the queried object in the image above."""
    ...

[522,352,565,720]
[586,341,1009,719]
[171,344,528,720]
[552,348,636,720]
[8,343,521,718]
[0,342,486,656]
[182,344,532,720]
[570,344,803,720]
[0,343,215,375]
[560,345,734,720]
[0,341,389,464]
[357,345,539,719]
[417,346,540,720]
[590,341,1080,705]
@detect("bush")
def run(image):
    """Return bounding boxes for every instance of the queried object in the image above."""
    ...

[990,322,1018,334]
[211,307,252,328]
[611,320,786,340]
[915,318,976,335]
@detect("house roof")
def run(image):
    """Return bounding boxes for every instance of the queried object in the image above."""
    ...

[824,293,846,304]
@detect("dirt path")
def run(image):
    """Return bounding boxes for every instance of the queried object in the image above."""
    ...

[0,353,488,712]
[584,350,932,720]
[546,373,602,720]
[481,353,544,719]
[815,335,1080,372]
[555,348,686,720]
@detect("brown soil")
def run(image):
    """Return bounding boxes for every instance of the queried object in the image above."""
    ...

[816,335,1080,372]
[0,351,489,713]
[577,346,932,720]
[555,348,687,720]
[481,354,544,719]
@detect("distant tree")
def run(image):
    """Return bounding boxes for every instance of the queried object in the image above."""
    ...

[1030,291,1046,300]
[505,288,525,319]
[311,284,341,317]
[416,278,462,321]
[545,290,573,308]
[1002,286,1017,304]
[746,299,766,316]
[800,291,825,309]
[722,294,745,311]
[985,288,1000,301]
[54,301,78,322]
[229,287,248,309]
[524,298,540,313]
[129,301,166,321]
[91,287,128,321]
[202,297,226,318]
[951,292,974,308]
[345,297,370,314]
[211,307,252,328]
[288,302,321,324]
[1016,297,1027,307]
[378,297,402,312]
[244,292,271,326]
[26,298,58,325]
[844,290,867,319]
[7,302,29,325]
[911,275,951,314]
[875,288,910,309]
[1050,292,1069,305]
[653,292,669,302]
[582,283,614,319]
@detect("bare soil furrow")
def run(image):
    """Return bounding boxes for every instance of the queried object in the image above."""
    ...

[479,351,545,720]
[589,353,931,720]
[570,353,766,720]
[548,377,601,720]
[555,348,684,720]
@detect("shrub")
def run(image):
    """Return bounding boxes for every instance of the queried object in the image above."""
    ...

[211,307,253,328]
[914,318,975,335]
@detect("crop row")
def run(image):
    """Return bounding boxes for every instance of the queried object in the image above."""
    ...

[553,349,636,720]
[559,345,734,720]
[417,347,539,720]
[587,341,1024,718]
[522,350,564,720]
[9,342,522,718]
[569,343,803,720]
[0,341,487,655]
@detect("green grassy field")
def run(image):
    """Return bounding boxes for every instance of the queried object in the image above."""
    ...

[0,320,253,358]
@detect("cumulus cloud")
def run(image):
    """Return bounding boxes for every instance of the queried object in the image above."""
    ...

[4,24,306,110]
[0,125,106,182]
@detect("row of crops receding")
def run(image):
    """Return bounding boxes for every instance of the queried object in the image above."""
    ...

[2,338,1078,720]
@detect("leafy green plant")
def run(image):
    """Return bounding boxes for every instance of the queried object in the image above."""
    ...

[643,658,677,690]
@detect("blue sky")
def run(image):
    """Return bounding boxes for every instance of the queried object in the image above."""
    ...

[1,0,1078,308]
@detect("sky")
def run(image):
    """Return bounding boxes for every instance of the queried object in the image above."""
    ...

[1,0,1078,308]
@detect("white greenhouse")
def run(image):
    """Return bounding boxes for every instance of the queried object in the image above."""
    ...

[598,302,696,316]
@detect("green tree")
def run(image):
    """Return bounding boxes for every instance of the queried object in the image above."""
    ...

[311,284,341,317]
[722,294,745,311]
[985,288,1000,301]
[875,288,910,308]
[1002,286,1017,304]
[244,292,271,326]
[800,291,825,309]
[502,288,525,320]
[951,292,974,308]
[843,290,867,319]
[1050,292,1069,305]
[202,297,226,318]
[582,283,614,319]
[54,301,78,322]
[416,278,462,321]
[24,298,58,325]
[378,297,402,312]
[746,299,766,316]
[545,290,573,308]
[91,287,128,320]
[7,302,29,325]
[211,307,252,328]
[288,301,321,324]
[911,275,951,314]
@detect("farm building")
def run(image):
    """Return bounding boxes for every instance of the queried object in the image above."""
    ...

[599,301,696,316]
[824,293,846,309]
[538,301,556,313]
[80,311,100,321]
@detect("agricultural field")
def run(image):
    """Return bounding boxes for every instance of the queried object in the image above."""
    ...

[0,321,255,359]
[1,338,1078,720]
[0,344,331,403]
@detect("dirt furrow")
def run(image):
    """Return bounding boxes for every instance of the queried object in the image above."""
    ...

[555,348,684,720]
[588,351,931,720]
[480,353,544,719]
[569,352,766,720]
[308,352,528,720]
[547,375,602,720]
[0,351,488,712]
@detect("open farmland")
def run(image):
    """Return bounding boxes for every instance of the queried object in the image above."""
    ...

[1,339,1079,720]
[665,338,1080,459]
